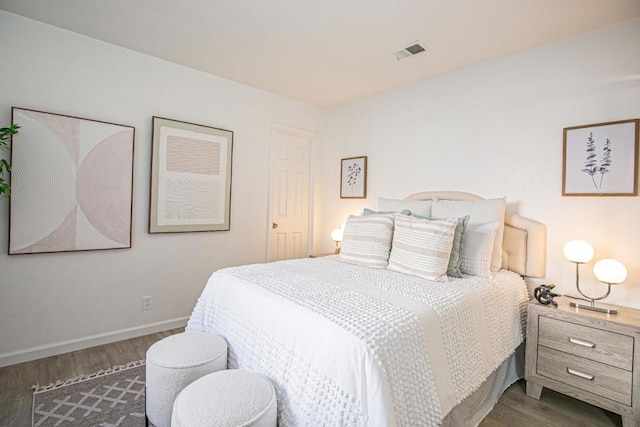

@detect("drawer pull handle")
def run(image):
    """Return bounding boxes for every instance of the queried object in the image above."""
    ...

[567,368,594,381]
[568,337,595,348]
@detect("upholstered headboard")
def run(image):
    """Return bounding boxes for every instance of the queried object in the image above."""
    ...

[405,191,547,278]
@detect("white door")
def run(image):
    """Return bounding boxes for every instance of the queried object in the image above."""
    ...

[268,127,312,262]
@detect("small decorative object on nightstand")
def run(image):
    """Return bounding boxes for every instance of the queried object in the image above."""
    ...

[526,297,640,427]
[534,283,560,306]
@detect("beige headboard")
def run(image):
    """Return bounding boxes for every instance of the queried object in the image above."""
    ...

[405,191,547,278]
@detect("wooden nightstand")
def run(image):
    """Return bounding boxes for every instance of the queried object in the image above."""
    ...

[526,297,640,427]
[308,252,336,258]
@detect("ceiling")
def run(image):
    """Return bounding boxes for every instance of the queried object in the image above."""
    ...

[1,0,639,107]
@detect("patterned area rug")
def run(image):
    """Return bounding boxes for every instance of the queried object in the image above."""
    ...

[32,361,148,427]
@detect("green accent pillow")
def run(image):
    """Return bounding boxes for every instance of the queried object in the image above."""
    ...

[363,208,411,216]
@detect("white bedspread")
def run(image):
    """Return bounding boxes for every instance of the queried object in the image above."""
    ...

[187,256,529,426]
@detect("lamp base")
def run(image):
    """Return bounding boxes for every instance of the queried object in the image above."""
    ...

[570,301,618,315]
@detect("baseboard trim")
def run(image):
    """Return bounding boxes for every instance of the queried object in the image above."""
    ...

[0,317,189,368]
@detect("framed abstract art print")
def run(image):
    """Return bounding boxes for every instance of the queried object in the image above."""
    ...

[149,117,233,233]
[9,108,135,254]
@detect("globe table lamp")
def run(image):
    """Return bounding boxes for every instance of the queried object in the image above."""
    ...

[331,228,343,254]
[569,258,627,314]
[563,239,594,290]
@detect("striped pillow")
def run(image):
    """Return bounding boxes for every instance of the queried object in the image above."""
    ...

[388,215,457,281]
[339,214,394,268]
[409,213,469,278]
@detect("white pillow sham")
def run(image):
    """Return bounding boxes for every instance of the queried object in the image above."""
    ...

[431,198,506,272]
[459,221,499,277]
[388,214,457,281]
[378,197,432,217]
[339,214,394,269]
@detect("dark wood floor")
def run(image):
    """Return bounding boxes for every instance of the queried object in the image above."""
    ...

[481,380,622,426]
[0,329,623,426]
[0,328,183,427]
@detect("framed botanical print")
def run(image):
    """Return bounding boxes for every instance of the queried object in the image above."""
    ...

[340,156,367,199]
[563,119,639,196]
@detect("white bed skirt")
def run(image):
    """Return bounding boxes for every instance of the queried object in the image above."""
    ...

[441,343,525,426]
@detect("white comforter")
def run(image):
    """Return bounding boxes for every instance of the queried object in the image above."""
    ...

[187,256,529,426]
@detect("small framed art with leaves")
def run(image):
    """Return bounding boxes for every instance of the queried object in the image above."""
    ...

[563,119,639,196]
[340,156,367,199]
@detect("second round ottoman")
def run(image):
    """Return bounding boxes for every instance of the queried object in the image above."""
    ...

[146,331,227,427]
[171,369,277,427]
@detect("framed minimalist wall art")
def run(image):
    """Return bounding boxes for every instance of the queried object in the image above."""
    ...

[340,155,367,199]
[9,108,135,255]
[563,119,639,196]
[149,117,233,233]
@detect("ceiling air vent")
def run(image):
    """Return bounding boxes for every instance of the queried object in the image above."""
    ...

[392,41,429,61]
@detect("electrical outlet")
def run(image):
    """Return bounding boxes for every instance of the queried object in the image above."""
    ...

[142,296,152,311]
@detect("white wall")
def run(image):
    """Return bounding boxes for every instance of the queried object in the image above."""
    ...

[322,18,640,307]
[0,11,326,365]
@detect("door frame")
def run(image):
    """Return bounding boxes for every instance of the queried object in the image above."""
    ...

[265,123,318,262]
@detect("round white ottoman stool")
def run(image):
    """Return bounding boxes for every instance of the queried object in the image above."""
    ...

[146,331,227,427]
[171,370,277,427]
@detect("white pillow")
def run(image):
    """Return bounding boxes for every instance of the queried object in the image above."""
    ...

[388,215,457,281]
[378,197,432,217]
[431,198,506,272]
[339,214,394,269]
[459,222,499,277]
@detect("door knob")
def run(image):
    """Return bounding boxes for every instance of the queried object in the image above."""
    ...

[272,222,278,229]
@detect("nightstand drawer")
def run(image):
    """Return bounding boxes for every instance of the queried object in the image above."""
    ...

[537,346,632,405]
[539,316,633,370]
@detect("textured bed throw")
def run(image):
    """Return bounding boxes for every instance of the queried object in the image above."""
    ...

[187,256,530,426]
[32,361,147,427]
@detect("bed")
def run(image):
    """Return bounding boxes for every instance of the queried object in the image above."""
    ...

[186,191,546,426]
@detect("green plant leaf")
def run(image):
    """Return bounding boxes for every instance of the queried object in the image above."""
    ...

[0,123,18,197]
[0,160,9,175]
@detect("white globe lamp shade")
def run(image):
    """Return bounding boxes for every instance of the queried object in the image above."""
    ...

[593,259,627,284]
[563,240,594,263]
[331,228,343,242]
